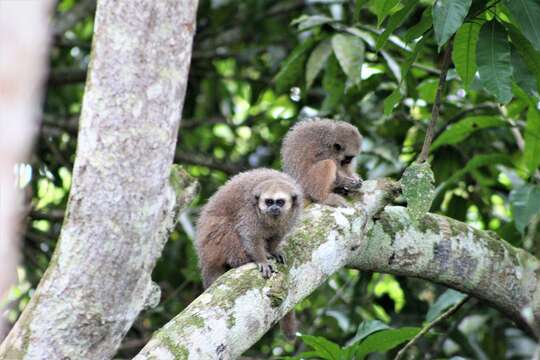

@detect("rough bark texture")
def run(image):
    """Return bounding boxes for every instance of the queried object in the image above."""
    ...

[0,1,199,358]
[134,180,399,359]
[350,206,540,337]
[0,0,55,340]
[134,180,539,359]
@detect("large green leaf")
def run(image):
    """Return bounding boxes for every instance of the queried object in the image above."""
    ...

[376,0,418,50]
[426,289,467,322]
[354,327,421,359]
[431,116,507,150]
[347,320,390,346]
[524,104,540,175]
[432,0,472,48]
[512,47,538,95]
[453,22,481,89]
[370,0,400,27]
[291,14,335,32]
[383,87,403,115]
[504,0,540,52]
[299,335,342,360]
[510,184,540,233]
[331,34,365,85]
[306,40,332,89]
[477,21,513,103]
[509,26,540,93]
[401,162,436,222]
[322,55,346,112]
[274,38,315,93]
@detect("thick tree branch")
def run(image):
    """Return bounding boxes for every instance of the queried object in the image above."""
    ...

[134,180,539,358]
[0,1,199,358]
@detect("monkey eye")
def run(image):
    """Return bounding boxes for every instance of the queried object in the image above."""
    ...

[275,199,285,207]
[265,199,274,206]
[342,155,354,165]
[333,143,343,151]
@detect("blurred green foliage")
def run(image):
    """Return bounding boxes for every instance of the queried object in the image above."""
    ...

[6,0,540,358]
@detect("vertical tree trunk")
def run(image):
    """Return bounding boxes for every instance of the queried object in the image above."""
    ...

[0,0,55,340]
[0,1,199,358]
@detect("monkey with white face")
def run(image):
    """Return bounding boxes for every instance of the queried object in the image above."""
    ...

[195,168,303,288]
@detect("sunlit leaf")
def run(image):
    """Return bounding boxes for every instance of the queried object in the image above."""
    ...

[332,34,365,85]
[370,0,400,27]
[404,7,433,43]
[426,289,467,322]
[504,0,540,52]
[300,335,342,360]
[383,87,403,115]
[306,40,332,89]
[292,14,335,32]
[432,0,472,48]
[431,116,507,150]
[376,0,417,50]
[510,184,540,233]
[453,22,481,89]
[401,162,436,222]
[347,320,390,346]
[477,21,513,103]
[524,104,540,175]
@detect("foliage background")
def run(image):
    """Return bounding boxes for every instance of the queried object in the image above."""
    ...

[4,0,539,358]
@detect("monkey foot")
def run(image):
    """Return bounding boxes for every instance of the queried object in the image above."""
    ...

[268,251,285,264]
[257,262,275,278]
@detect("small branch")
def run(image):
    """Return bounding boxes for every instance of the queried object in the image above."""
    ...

[47,67,87,85]
[417,41,453,163]
[394,296,470,360]
[174,151,248,175]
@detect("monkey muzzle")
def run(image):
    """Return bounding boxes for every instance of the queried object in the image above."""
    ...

[268,206,281,217]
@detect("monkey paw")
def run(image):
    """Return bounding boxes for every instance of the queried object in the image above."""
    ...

[257,262,275,278]
[268,251,285,264]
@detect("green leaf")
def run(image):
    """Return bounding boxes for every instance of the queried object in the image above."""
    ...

[347,320,390,346]
[504,0,540,52]
[431,116,507,150]
[292,14,335,32]
[376,0,418,50]
[512,47,538,95]
[383,87,403,115]
[370,0,400,27]
[300,335,342,360]
[306,40,333,89]
[510,184,540,233]
[331,34,365,85]
[477,21,513,103]
[354,0,371,22]
[354,327,421,359]
[274,38,316,93]
[404,7,433,43]
[524,104,540,175]
[426,289,467,322]
[322,55,346,112]
[401,162,436,222]
[453,22,481,89]
[432,0,472,48]
[509,26,540,93]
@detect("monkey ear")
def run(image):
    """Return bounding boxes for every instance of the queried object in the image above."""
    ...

[291,193,299,206]
[252,193,260,206]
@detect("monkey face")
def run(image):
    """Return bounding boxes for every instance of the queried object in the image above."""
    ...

[253,181,299,219]
[332,124,363,192]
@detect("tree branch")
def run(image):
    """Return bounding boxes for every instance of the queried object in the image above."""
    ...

[134,180,539,358]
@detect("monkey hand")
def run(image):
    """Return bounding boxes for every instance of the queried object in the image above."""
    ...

[323,193,350,208]
[268,251,285,264]
[257,262,276,278]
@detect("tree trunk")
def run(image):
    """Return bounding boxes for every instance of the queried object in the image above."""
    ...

[134,180,539,359]
[0,0,55,340]
[0,1,199,358]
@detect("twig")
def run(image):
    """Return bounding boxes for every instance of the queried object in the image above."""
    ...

[394,295,470,360]
[417,41,453,163]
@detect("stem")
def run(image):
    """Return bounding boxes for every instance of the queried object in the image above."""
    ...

[417,41,453,163]
[394,295,470,360]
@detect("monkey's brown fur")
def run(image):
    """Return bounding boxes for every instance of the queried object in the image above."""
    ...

[282,118,363,207]
[195,168,302,338]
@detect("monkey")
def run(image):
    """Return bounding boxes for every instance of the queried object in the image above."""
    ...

[194,168,303,339]
[281,118,363,207]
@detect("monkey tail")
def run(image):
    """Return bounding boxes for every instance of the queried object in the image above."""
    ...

[280,311,298,340]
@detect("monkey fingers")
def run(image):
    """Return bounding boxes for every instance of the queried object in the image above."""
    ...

[268,251,285,264]
[257,262,275,278]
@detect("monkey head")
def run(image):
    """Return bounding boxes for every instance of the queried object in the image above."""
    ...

[253,179,300,219]
[331,122,363,192]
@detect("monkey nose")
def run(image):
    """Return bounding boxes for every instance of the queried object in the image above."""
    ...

[269,206,281,216]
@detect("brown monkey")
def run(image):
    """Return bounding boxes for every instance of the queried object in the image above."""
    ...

[195,168,302,338]
[281,118,363,207]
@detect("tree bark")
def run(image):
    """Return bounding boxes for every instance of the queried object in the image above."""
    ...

[0,0,55,340]
[134,180,539,359]
[0,1,199,359]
